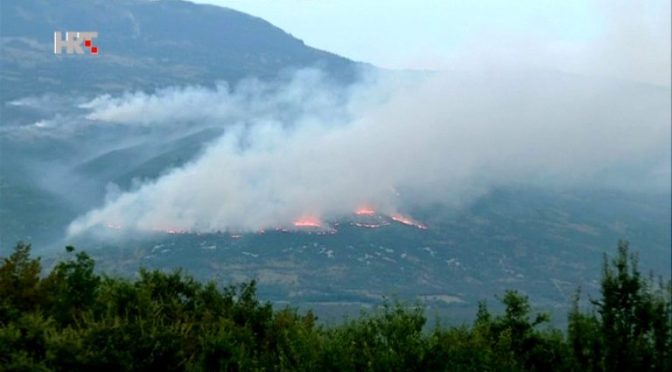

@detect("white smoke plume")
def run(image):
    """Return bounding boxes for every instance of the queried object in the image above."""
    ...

[67,68,671,236]
[79,70,355,127]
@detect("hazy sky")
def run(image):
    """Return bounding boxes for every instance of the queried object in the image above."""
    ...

[192,0,670,85]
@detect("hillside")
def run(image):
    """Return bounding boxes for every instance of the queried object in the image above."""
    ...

[0,0,363,101]
[0,0,363,247]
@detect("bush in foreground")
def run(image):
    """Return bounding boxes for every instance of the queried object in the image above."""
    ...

[0,241,669,371]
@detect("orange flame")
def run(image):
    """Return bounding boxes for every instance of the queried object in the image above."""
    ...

[354,206,376,216]
[293,217,322,228]
[390,214,427,230]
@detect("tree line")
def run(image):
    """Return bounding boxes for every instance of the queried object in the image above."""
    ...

[0,240,670,371]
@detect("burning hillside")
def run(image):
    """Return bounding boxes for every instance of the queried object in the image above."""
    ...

[102,207,428,236]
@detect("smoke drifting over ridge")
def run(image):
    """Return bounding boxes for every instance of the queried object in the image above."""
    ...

[67,68,671,236]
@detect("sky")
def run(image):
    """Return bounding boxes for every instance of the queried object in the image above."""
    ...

[192,0,671,86]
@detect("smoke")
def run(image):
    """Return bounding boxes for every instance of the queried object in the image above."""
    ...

[56,0,670,237]
[79,70,355,127]
[66,68,671,236]
[403,0,671,87]
[590,0,671,86]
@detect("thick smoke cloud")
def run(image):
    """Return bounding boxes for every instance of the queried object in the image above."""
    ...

[67,68,671,236]
[62,0,671,237]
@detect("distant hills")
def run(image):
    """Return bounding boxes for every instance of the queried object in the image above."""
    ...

[0,0,364,101]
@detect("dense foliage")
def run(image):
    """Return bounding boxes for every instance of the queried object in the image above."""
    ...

[0,241,669,371]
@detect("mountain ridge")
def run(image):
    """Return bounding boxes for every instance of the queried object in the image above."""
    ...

[0,0,365,101]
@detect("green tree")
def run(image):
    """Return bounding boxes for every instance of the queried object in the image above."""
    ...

[41,246,101,326]
[0,242,43,323]
[569,240,672,372]
[1,240,669,371]
[478,291,570,371]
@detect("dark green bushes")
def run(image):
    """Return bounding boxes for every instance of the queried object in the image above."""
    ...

[0,241,669,371]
